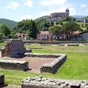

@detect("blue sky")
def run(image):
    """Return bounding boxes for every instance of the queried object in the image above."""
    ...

[0,0,88,21]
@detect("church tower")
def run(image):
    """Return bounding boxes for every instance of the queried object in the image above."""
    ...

[66,8,69,17]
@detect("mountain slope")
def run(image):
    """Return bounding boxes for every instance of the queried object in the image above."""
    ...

[0,18,17,29]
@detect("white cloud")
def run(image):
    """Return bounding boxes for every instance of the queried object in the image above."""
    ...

[81,4,88,8]
[24,0,33,7]
[21,15,32,20]
[86,9,88,14]
[40,0,67,6]
[69,8,76,15]
[6,1,20,9]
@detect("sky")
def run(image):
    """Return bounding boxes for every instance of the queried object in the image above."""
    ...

[0,0,88,21]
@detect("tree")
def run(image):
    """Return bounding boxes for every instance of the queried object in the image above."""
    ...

[35,19,50,31]
[0,33,3,40]
[29,20,37,38]
[62,22,82,39]
[26,29,31,39]
[14,19,37,39]
[0,24,11,37]
[64,16,75,21]
[14,20,31,33]
[49,25,62,40]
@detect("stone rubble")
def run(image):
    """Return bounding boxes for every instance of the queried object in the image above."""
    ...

[21,77,88,88]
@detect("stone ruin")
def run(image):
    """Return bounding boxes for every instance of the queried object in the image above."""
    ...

[21,76,88,88]
[0,59,28,71]
[0,39,67,74]
[0,39,31,71]
[40,54,66,73]
[25,53,67,74]
[64,43,84,46]
[0,74,4,87]
[1,39,26,58]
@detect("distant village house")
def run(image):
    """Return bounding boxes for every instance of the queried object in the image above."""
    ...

[37,31,51,40]
[16,33,28,40]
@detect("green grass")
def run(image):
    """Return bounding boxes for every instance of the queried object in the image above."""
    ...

[0,41,6,46]
[26,44,88,80]
[1,44,88,85]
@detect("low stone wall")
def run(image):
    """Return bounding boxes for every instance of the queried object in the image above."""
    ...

[0,74,4,86]
[25,53,60,58]
[21,77,88,88]
[41,54,66,73]
[64,43,84,46]
[0,59,28,71]
[25,53,67,73]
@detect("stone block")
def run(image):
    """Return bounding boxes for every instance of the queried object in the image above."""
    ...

[0,74,4,86]
[40,54,67,73]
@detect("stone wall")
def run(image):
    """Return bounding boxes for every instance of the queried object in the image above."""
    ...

[25,53,60,58]
[21,77,88,88]
[40,54,67,73]
[0,59,28,71]
[1,39,26,58]
[0,74,4,86]
[25,53,67,74]
[64,43,84,46]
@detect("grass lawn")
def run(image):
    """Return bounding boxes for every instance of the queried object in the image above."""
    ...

[0,43,88,85]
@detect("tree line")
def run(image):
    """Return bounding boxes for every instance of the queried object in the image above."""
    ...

[0,18,85,40]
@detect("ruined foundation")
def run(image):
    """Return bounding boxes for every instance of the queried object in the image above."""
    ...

[0,59,28,71]
[21,77,88,88]
[26,53,67,73]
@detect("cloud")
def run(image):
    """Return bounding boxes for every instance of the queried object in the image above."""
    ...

[40,0,67,6]
[24,0,33,7]
[86,9,88,14]
[81,4,88,8]
[21,15,32,20]
[6,1,20,9]
[69,8,76,15]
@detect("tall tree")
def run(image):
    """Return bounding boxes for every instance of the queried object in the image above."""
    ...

[35,19,50,31]
[14,20,31,33]
[0,24,11,37]
[62,22,82,39]
[0,33,3,40]
[29,20,37,38]
[14,19,37,39]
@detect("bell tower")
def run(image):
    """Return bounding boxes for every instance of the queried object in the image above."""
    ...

[66,8,69,17]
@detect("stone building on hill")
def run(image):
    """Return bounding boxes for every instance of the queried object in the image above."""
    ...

[49,8,69,22]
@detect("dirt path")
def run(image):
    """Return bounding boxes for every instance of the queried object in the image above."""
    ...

[2,85,21,88]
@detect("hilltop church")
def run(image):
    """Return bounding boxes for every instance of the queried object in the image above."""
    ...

[49,8,69,22]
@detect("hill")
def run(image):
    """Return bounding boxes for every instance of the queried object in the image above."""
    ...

[0,18,17,29]
[35,16,50,21]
